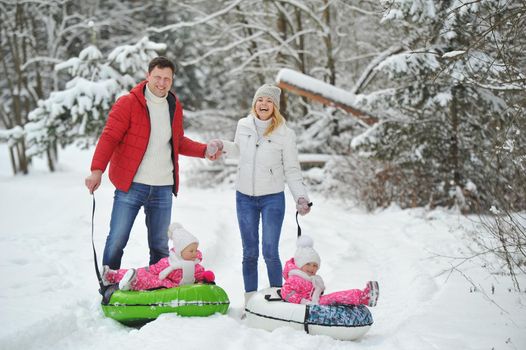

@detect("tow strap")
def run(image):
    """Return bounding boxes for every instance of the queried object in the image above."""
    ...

[296,202,313,332]
[91,194,116,298]
[295,201,313,237]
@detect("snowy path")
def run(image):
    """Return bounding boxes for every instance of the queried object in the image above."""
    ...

[0,146,524,350]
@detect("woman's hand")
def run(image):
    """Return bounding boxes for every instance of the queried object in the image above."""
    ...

[296,197,311,216]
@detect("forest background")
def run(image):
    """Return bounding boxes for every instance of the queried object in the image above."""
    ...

[1,0,525,290]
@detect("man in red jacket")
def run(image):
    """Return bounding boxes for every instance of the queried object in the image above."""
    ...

[85,56,221,269]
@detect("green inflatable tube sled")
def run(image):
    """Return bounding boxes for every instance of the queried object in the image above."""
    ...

[101,283,230,326]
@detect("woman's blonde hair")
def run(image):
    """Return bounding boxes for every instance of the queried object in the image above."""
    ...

[251,104,285,136]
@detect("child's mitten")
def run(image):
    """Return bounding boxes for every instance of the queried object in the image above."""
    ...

[202,270,215,283]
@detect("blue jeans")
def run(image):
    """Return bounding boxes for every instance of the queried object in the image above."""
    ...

[103,182,173,269]
[236,191,285,292]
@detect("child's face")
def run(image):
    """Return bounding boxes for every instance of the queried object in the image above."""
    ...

[181,243,199,260]
[300,262,319,276]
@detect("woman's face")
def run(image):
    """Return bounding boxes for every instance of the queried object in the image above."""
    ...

[181,242,199,260]
[254,96,274,121]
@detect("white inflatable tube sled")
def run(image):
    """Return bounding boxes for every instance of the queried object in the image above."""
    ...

[245,288,373,341]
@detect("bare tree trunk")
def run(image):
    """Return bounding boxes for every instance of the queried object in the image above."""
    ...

[236,5,265,86]
[294,8,308,117]
[1,1,67,173]
[8,146,17,175]
[46,147,56,172]
[322,0,336,85]
[16,142,29,174]
[448,84,461,206]
[276,8,288,115]
[1,3,31,174]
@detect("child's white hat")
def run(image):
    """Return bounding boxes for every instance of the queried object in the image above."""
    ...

[167,223,199,257]
[294,235,320,268]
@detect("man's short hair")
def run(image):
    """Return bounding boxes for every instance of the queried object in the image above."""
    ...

[148,56,175,74]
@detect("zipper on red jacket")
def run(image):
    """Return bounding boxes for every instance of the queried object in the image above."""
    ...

[168,92,178,196]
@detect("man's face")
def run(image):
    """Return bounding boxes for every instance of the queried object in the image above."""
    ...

[146,66,174,97]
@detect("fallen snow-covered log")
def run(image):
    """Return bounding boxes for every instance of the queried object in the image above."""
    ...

[275,68,378,125]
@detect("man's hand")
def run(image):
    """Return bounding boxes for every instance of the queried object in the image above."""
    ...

[85,170,103,193]
[205,139,223,161]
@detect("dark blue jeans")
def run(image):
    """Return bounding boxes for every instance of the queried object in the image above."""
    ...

[236,191,285,292]
[103,182,172,269]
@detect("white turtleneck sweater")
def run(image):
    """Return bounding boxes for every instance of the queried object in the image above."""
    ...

[253,116,271,141]
[133,84,174,186]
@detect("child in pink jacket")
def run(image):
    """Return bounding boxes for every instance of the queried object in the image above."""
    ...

[281,235,379,307]
[102,223,215,291]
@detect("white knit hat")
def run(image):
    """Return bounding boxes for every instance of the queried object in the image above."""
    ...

[252,84,281,108]
[294,235,321,269]
[167,223,199,258]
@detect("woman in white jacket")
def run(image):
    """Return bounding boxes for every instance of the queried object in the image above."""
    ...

[209,84,311,302]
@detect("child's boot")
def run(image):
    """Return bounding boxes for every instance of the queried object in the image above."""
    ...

[102,265,116,286]
[101,265,111,286]
[365,281,379,307]
[119,268,137,291]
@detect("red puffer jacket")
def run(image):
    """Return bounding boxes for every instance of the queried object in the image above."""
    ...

[90,80,206,195]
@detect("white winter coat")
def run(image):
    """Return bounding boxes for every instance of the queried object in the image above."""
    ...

[222,114,308,202]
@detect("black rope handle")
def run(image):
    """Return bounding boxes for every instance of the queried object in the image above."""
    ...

[91,194,104,291]
[264,294,283,302]
[295,202,313,237]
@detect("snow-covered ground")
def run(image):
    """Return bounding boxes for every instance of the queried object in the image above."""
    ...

[0,143,524,350]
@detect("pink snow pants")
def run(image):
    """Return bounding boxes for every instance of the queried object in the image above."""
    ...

[319,289,369,306]
[105,267,176,290]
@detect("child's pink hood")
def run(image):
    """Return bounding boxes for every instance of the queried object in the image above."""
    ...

[282,257,299,279]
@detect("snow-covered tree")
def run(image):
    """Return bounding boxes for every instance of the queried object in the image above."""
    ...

[0,1,82,174]
[145,1,386,114]
[0,0,159,174]
[350,0,526,211]
[3,0,522,217]
[23,37,166,171]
